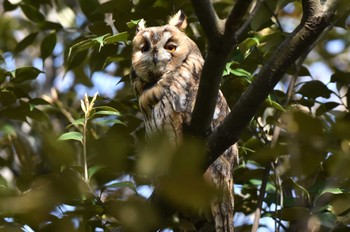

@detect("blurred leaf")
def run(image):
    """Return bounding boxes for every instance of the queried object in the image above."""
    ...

[333,120,350,139]
[265,97,285,112]
[94,110,121,117]
[298,80,333,99]
[104,181,137,193]
[29,98,51,105]
[38,21,63,30]
[88,165,105,180]
[58,131,83,143]
[14,32,38,54]
[277,207,311,221]
[11,67,43,83]
[4,0,19,11]
[250,2,273,31]
[316,102,339,116]
[69,118,85,127]
[89,21,113,36]
[330,71,350,85]
[284,178,310,202]
[41,32,57,62]
[0,89,17,106]
[94,106,121,114]
[20,3,45,22]
[78,0,104,22]
[238,37,260,54]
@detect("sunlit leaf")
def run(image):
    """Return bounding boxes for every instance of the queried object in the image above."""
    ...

[94,106,120,114]
[104,32,129,44]
[58,131,83,142]
[127,19,141,29]
[88,165,105,180]
[94,110,120,116]
[104,181,137,193]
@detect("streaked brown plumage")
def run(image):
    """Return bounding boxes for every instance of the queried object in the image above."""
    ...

[131,10,237,232]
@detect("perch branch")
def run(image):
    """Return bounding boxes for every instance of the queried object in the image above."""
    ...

[189,0,254,137]
[204,0,337,170]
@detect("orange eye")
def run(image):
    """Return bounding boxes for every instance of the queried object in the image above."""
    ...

[164,44,176,52]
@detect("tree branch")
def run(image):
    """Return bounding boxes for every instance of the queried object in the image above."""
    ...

[189,0,253,137]
[190,0,223,43]
[225,0,253,43]
[236,0,265,43]
[204,0,336,170]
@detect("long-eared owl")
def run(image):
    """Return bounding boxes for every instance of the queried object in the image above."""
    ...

[130,10,237,232]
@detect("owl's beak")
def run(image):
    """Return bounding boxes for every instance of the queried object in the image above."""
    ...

[152,53,158,65]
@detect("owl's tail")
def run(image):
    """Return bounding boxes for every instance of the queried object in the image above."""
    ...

[204,156,235,232]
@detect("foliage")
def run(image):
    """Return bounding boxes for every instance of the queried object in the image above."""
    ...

[1,0,350,231]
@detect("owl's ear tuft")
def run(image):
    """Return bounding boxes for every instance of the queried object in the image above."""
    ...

[136,19,146,33]
[168,10,187,31]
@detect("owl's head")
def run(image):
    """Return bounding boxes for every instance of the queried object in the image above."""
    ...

[131,10,200,84]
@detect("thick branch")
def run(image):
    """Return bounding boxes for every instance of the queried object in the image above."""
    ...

[190,0,223,43]
[205,0,336,170]
[225,0,253,43]
[189,0,253,137]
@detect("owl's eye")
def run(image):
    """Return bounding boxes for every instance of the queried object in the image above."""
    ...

[164,44,177,52]
[141,42,150,53]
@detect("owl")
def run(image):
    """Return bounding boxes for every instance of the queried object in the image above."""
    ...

[130,10,237,232]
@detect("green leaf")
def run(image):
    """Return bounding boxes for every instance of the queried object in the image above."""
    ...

[20,3,45,23]
[104,32,129,44]
[66,118,85,129]
[14,32,38,54]
[4,0,18,11]
[127,19,141,29]
[28,98,50,105]
[298,80,333,99]
[68,34,110,62]
[94,110,121,116]
[94,106,120,114]
[88,165,105,180]
[58,131,83,143]
[94,118,126,126]
[230,68,251,79]
[239,37,260,54]
[104,181,137,193]
[11,67,43,83]
[38,21,63,30]
[41,33,57,62]
[265,97,285,112]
